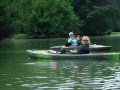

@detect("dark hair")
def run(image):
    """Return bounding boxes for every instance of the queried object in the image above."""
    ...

[74,33,80,36]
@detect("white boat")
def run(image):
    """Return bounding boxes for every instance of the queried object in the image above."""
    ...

[50,44,112,52]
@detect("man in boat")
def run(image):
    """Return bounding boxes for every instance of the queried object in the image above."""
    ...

[65,32,80,46]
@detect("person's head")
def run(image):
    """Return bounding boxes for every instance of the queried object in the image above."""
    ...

[69,32,75,38]
[81,36,90,44]
[75,34,80,40]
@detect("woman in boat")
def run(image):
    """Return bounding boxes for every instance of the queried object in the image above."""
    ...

[76,36,90,54]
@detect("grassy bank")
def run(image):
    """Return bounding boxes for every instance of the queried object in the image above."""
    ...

[112,32,120,35]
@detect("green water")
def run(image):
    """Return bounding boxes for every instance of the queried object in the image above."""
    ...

[0,35,120,90]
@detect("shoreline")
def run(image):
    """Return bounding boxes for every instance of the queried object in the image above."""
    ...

[1,32,120,40]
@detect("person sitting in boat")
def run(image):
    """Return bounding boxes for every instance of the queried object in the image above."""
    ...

[76,36,90,54]
[65,32,79,46]
[75,34,81,46]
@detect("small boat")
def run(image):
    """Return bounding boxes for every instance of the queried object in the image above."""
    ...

[50,44,112,52]
[27,50,120,60]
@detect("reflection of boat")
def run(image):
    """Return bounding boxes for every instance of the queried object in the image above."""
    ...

[50,44,112,52]
[27,50,120,60]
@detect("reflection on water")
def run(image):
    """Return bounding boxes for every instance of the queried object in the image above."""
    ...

[49,62,57,71]
[22,60,120,90]
[0,35,120,90]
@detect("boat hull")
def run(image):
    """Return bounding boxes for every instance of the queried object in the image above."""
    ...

[27,50,120,60]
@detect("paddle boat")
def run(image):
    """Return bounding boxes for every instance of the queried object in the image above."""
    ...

[50,44,112,52]
[27,50,120,60]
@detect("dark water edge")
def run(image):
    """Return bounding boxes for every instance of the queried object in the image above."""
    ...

[0,35,120,90]
[1,34,120,52]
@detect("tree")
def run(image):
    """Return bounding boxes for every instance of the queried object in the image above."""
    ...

[73,0,120,35]
[0,0,20,39]
[15,0,82,38]
[0,0,11,39]
[84,6,119,35]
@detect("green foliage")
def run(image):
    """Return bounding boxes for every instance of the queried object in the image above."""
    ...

[84,6,120,35]
[1,0,120,39]
[73,0,93,20]
[0,0,20,39]
[73,0,120,36]
[15,0,82,38]
[0,0,11,38]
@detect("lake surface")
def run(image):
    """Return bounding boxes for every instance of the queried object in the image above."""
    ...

[0,35,120,90]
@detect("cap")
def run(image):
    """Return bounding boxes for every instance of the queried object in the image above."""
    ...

[69,32,74,35]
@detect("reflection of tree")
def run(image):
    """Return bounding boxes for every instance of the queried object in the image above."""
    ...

[57,60,119,89]
[26,60,120,89]
[27,60,58,75]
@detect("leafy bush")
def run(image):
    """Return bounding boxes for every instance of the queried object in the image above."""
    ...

[73,0,120,36]
[82,6,119,35]
[15,0,82,38]
[0,0,11,38]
